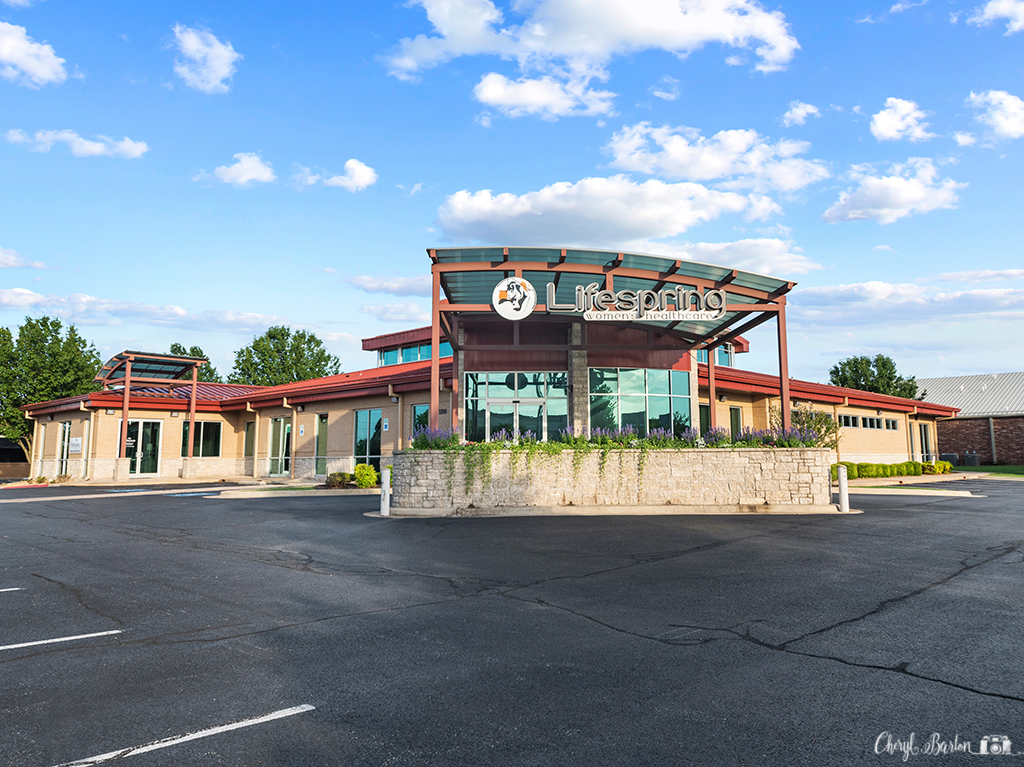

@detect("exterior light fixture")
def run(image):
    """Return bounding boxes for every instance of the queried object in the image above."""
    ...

[391,397,399,403]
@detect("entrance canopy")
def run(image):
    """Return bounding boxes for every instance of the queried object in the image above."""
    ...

[426,246,796,432]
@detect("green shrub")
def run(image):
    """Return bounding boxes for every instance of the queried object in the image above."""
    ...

[880,464,892,478]
[857,462,876,479]
[936,460,953,474]
[894,462,907,476]
[354,464,379,488]
[326,472,347,489]
[842,461,859,479]
[911,461,923,476]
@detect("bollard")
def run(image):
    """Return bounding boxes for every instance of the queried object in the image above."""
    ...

[837,463,849,514]
[380,467,391,516]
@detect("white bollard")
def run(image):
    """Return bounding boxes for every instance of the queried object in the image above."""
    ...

[380,467,391,516]
[837,464,849,513]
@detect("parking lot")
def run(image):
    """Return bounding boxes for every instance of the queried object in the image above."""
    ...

[1,479,1022,765]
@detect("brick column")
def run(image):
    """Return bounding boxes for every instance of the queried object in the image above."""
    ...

[568,322,588,435]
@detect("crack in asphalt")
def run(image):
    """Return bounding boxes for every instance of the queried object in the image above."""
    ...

[31,573,125,627]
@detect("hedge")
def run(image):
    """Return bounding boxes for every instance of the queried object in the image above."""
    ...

[831,460,948,481]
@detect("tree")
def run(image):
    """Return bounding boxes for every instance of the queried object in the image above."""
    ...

[169,343,222,383]
[0,317,102,460]
[828,354,924,400]
[228,326,341,386]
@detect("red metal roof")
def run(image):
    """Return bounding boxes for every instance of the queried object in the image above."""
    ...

[361,326,434,352]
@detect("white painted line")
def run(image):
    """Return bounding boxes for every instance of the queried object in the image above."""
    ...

[0,629,122,652]
[53,704,316,766]
[0,587,22,592]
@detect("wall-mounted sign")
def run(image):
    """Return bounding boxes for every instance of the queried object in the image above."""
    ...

[492,277,537,321]
[546,282,727,321]
[383,418,389,432]
[69,437,82,454]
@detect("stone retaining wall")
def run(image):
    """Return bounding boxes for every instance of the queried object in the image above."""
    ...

[391,447,834,513]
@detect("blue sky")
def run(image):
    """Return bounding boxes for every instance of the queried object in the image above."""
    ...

[2,0,1023,383]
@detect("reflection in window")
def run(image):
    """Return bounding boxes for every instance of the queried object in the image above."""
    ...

[355,409,382,471]
[588,368,692,437]
[181,421,221,457]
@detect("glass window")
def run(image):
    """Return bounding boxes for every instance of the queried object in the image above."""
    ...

[546,398,568,439]
[694,349,708,363]
[547,372,568,397]
[418,344,430,360]
[619,395,646,433]
[381,348,398,366]
[672,398,691,436]
[589,368,617,395]
[646,369,670,395]
[618,368,646,395]
[487,372,516,398]
[699,403,710,435]
[244,422,255,457]
[439,341,453,357]
[590,395,618,430]
[401,346,419,363]
[412,404,429,432]
[355,409,382,471]
[489,404,514,439]
[464,399,485,443]
[717,346,733,367]
[729,407,742,440]
[181,421,221,457]
[465,373,484,399]
[315,414,328,475]
[647,396,672,433]
[521,373,545,398]
[670,370,689,396]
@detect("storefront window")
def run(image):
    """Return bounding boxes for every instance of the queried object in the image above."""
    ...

[463,370,568,441]
[181,421,221,458]
[589,368,692,437]
[355,409,382,471]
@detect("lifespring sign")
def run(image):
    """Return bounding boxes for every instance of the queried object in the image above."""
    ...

[491,276,727,322]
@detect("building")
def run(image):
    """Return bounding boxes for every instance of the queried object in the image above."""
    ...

[22,247,957,481]
[918,372,1024,465]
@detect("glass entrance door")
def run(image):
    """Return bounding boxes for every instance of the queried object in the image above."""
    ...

[269,417,292,476]
[485,399,547,440]
[124,420,161,475]
[58,422,71,475]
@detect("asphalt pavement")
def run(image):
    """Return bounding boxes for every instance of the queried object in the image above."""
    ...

[1,478,1022,765]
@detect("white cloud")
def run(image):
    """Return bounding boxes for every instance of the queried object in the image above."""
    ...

[0,246,45,269]
[822,157,964,224]
[437,174,774,246]
[473,72,616,119]
[968,0,1024,32]
[628,237,821,275]
[650,75,679,101]
[0,21,67,88]
[360,302,431,324]
[890,0,928,12]
[209,152,276,187]
[724,54,745,65]
[781,100,820,127]
[873,245,897,252]
[6,128,149,158]
[605,122,830,193]
[1,0,34,7]
[0,288,285,330]
[870,97,936,142]
[171,24,242,94]
[931,268,1024,281]
[290,164,321,186]
[322,159,378,192]
[348,275,432,297]
[967,89,1024,139]
[385,0,798,117]
[953,131,977,146]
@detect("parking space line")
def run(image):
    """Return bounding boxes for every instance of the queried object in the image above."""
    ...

[53,704,316,766]
[0,587,22,592]
[0,630,122,652]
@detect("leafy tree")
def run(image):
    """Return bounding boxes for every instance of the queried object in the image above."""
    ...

[828,354,924,400]
[770,401,840,450]
[169,343,222,383]
[228,326,341,386]
[0,317,101,460]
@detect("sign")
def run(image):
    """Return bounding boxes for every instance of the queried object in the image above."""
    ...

[69,437,82,454]
[492,277,537,321]
[546,282,727,322]
[299,425,304,436]
[383,418,389,432]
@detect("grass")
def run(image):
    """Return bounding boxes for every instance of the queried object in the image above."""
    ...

[958,465,1024,477]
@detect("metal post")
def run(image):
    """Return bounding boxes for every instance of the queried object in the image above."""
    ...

[778,304,791,431]
[380,466,391,516]
[430,269,441,430]
[186,366,198,459]
[837,464,849,513]
[707,349,718,431]
[119,358,132,458]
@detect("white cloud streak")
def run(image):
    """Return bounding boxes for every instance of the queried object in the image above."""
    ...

[822,157,964,224]
[0,246,45,269]
[931,268,1024,281]
[171,24,242,94]
[605,122,830,193]
[0,21,66,87]
[347,275,432,297]
[967,89,1024,139]
[781,101,820,127]
[359,302,431,323]
[870,97,936,142]
[968,0,1024,33]
[473,72,616,119]
[6,128,149,158]
[437,174,773,246]
[627,237,821,275]
[208,152,276,187]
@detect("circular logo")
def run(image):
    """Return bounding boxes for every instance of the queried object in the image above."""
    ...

[492,277,537,321]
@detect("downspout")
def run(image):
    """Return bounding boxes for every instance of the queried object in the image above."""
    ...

[246,402,259,478]
[283,397,296,480]
[989,417,998,464]
[30,418,39,478]
[118,358,133,459]
[81,402,94,480]
[390,385,403,451]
